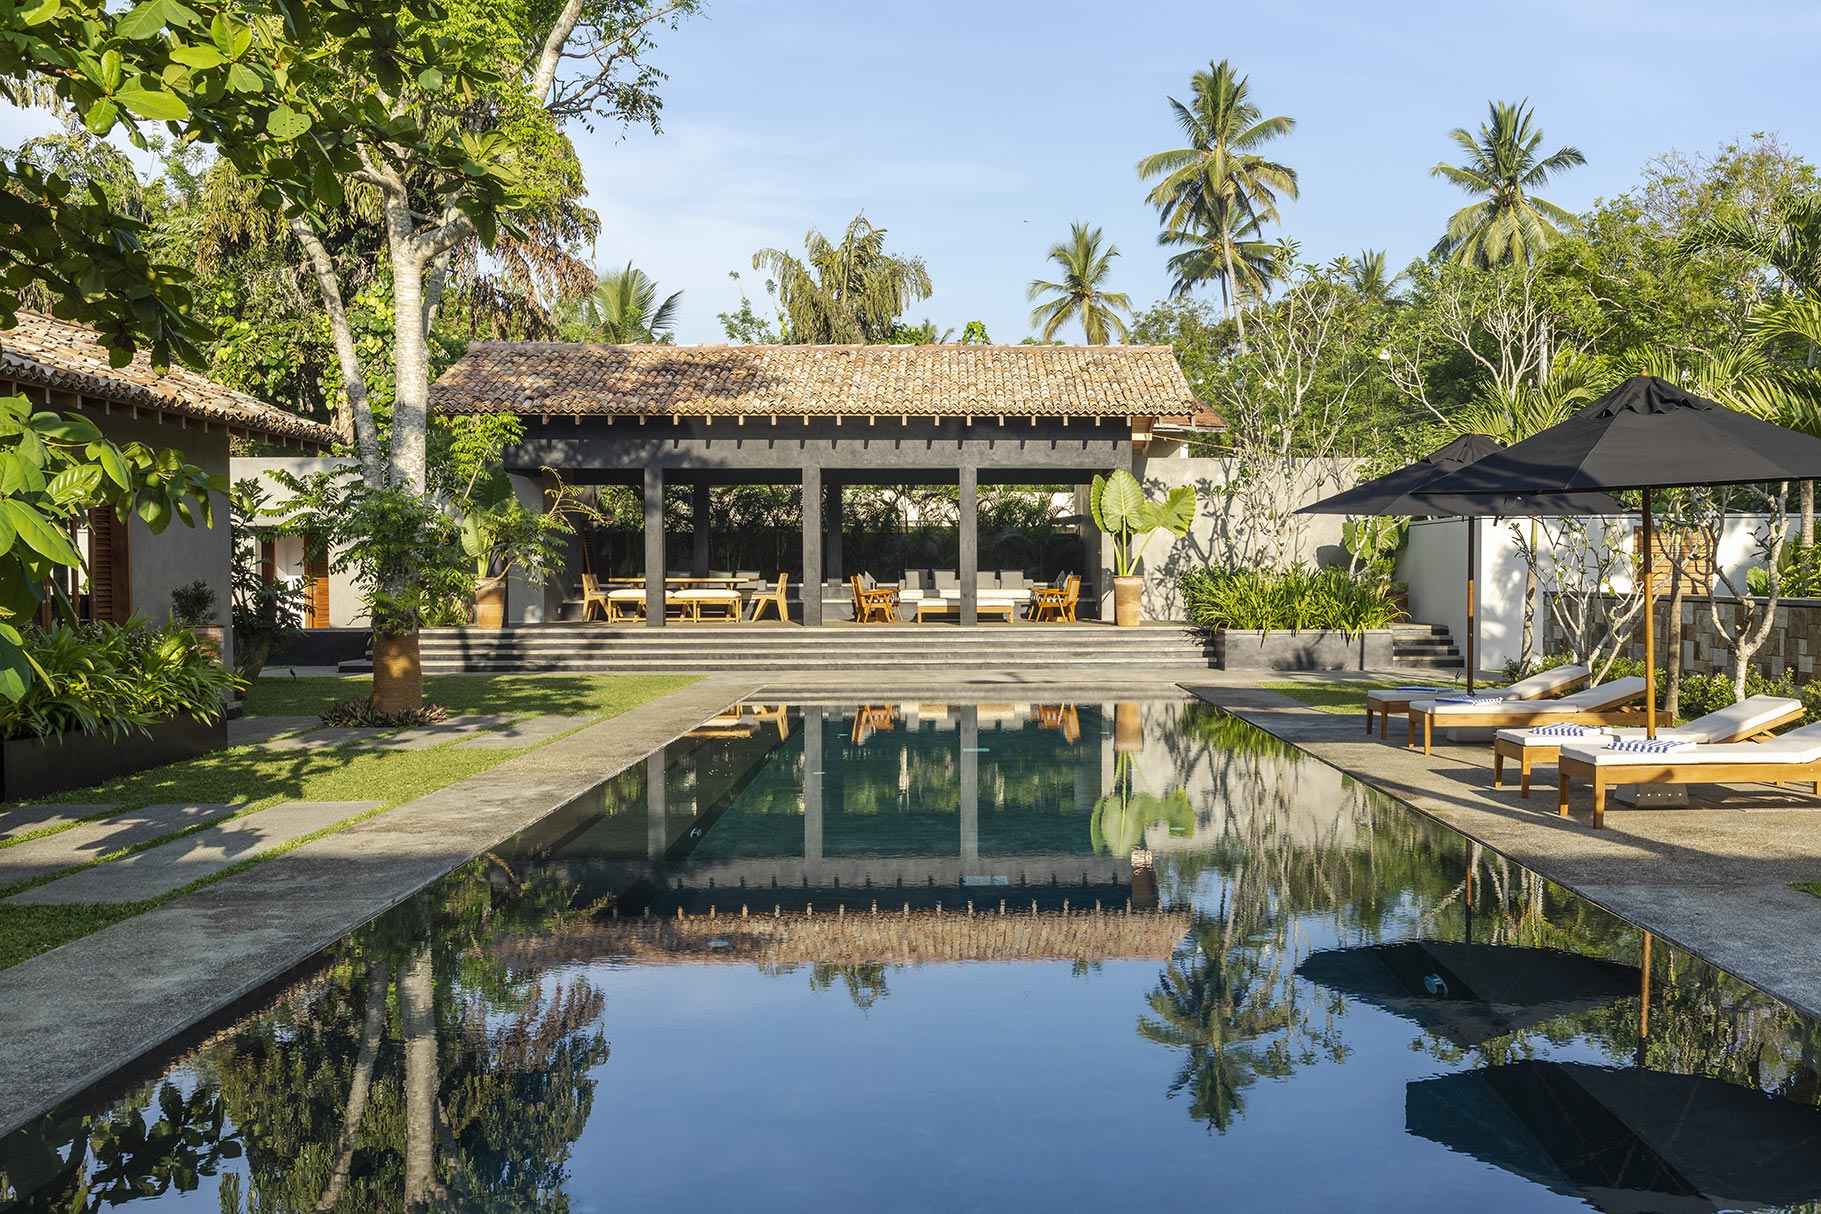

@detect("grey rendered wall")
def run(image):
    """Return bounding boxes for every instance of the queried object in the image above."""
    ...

[85,409,235,668]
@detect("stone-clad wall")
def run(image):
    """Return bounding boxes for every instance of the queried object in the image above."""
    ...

[1542,594,1821,682]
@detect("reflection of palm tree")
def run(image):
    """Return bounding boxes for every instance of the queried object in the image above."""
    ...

[810,962,891,1010]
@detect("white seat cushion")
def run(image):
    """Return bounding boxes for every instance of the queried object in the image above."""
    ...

[1561,739,1821,766]
[1420,677,1644,717]
[1666,695,1802,744]
[673,588,740,601]
[1493,724,1621,746]
[607,588,646,601]
[1504,664,1591,698]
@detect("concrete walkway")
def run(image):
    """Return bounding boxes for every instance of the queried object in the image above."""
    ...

[10,802,382,905]
[0,675,758,1135]
[0,804,245,889]
[1185,680,1821,1022]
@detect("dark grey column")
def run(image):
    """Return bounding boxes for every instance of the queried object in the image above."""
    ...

[691,481,711,577]
[803,706,823,864]
[825,482,844,584]
[959,465,978,626]
[644,465,665,627]
[959,705,979,866]
[801,465,823,626]
[646,750,667,860]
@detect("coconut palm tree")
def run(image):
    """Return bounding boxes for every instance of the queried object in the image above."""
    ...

[567,261,682,343]
[1431,100,1585,268]
[1331,248,1401,304]
[1136,59,1297,349]
[1027,222,1132,344]
[753,214,933,344]
[1159,197,1279,313]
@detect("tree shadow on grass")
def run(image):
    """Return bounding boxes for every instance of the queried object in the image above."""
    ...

[245,673,696,720]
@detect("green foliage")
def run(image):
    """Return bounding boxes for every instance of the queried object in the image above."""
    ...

[1180,566,1401,636]
[1027,222,1132,344]
[1341,516,1408,575]
[0,618,240,741]
[227,478,305,682]
[169,579,217,626]
[1746,541,1821,596]
[753,215,933,344]
[320,697,448,727]
[1090,469,1196,578]
[557,261,682,343]
[1431,100,1586,267]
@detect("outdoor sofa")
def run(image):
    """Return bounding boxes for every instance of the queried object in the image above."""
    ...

[1405,677,1648,756]
[1492,693,1803,798]
[1364,664,1589,739]
[896,570,1037,622]
[1556,719,1821,827]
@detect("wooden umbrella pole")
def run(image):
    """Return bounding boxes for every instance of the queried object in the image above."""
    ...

[1466,516,1477,693]
[1643,489,1656,737]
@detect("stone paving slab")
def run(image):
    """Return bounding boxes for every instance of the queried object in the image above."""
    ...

[0,675,758,1135]
[0,805,117,844]
[1182,681,1821,1022]
[449,714,598,748]
[259,726,390,750]
[9,801,383,905]
[227,716,319,747]
[0,804,246,889]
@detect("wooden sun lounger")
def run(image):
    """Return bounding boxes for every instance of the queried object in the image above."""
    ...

[1365,664,1589,739]
[1406,678,1647,756]
[1492,695,1803,798]
[1557,721,1821,828]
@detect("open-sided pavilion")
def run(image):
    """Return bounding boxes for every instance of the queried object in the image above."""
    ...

[430,341,1211,626]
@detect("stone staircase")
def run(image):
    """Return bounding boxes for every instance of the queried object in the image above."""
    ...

[1391,623,1463,671]
[392,623,1218,675]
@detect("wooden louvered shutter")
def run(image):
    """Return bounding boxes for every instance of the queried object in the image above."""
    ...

[260,537,276,585]
[305,535,330,628]
[88,507,131,623]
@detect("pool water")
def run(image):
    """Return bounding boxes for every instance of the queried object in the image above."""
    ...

[5,699,1821,1213]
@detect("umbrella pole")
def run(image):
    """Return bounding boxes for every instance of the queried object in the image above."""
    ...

[1643,490,1656,737]
[1466,517,1477,692]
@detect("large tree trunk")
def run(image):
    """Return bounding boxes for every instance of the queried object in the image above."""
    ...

[1223,239,1248,355]
[290,216,386,487]
[314,961,390,1213]
[401,946,441,1213]
[1520,519,1538,664]
[1803,480,1815,551]
[372,632,423,715]
[387,209,431,493]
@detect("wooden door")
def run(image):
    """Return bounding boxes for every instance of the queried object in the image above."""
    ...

[304,538,330,628]
[87,507,131,623]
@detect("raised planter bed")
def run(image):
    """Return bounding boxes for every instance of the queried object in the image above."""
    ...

[0,715,228,801]
[1213,628,1396,672]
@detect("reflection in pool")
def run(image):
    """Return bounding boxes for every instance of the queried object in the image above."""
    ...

[5,700,1821,1213]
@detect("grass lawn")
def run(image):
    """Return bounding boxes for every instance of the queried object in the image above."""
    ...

[1795,881,1821,900]
[245,672,697,719]
[1261,677,1454,715]
[0,673,698,969]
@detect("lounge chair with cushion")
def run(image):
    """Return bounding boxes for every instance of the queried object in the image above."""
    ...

[1406,677,1648,756]
[1557,719,1821,827]
[1493,693,1803,797]
[1365,664,1589,739]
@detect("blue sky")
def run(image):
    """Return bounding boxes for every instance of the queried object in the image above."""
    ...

[6,0,1819,344]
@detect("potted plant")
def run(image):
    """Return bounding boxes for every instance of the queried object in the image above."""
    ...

[458,483,579,630]
[170,579,225,658]
[1090,469,1197,626]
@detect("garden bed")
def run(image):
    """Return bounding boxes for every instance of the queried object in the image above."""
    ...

[1,715,228,801]
[1214,629,1396,672]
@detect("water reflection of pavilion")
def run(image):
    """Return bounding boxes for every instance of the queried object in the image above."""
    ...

[520,702,1148,915]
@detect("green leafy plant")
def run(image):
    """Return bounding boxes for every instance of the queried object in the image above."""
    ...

[0,618,240,741]
[1180,566,1402,637]
[228,480,308,681]
[319,698,448,728]
[169,579,218,627]
[1090,469,1197,577]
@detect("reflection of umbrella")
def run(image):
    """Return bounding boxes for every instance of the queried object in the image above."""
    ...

[1408,1060,1821,1213]
[1296,942,1639,1048]
[1423,375,1821,733]
[1299,435,1621,689]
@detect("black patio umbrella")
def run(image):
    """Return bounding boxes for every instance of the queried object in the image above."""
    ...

[1407,1060,1821,1213]
[1422,374,1821,734]
[1296,941,1641,1049]
[1300,435,1623,689]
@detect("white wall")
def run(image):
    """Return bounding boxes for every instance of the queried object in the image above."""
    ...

[1397,512,1787,673]
[230,456,369,628]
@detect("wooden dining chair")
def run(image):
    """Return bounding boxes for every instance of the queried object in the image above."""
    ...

[580,573,613,622]
[852,574,899,623]
[748,571,789,621]
[1030,574,1081,622]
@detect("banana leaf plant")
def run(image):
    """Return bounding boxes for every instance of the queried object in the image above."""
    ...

[1091,750,1194,855]
[1090,468,1197,577]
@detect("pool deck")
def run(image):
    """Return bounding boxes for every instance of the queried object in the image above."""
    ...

[0,675,761,1138]
[1186,677,1821,1023]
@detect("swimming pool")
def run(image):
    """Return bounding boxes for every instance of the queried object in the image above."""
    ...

[4,699,1819,1212]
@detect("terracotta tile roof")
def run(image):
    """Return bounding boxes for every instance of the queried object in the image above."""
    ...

[0,310,334,445]
[430,342,1213,421]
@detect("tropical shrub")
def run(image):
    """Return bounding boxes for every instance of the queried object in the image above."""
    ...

[229,481,307,682]
[320,698,448,728]
[1180,566,1402,637]
[170,580,218,627]
[0,619,240,741]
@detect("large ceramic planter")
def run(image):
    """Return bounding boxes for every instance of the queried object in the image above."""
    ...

[191,624,226,661]
[1214,628,1397,671]
[1113,575,1144,627]
[473,574,508,630]
[0,714,226,801]
[371,631,423,714]
[1113,702,1143,753]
